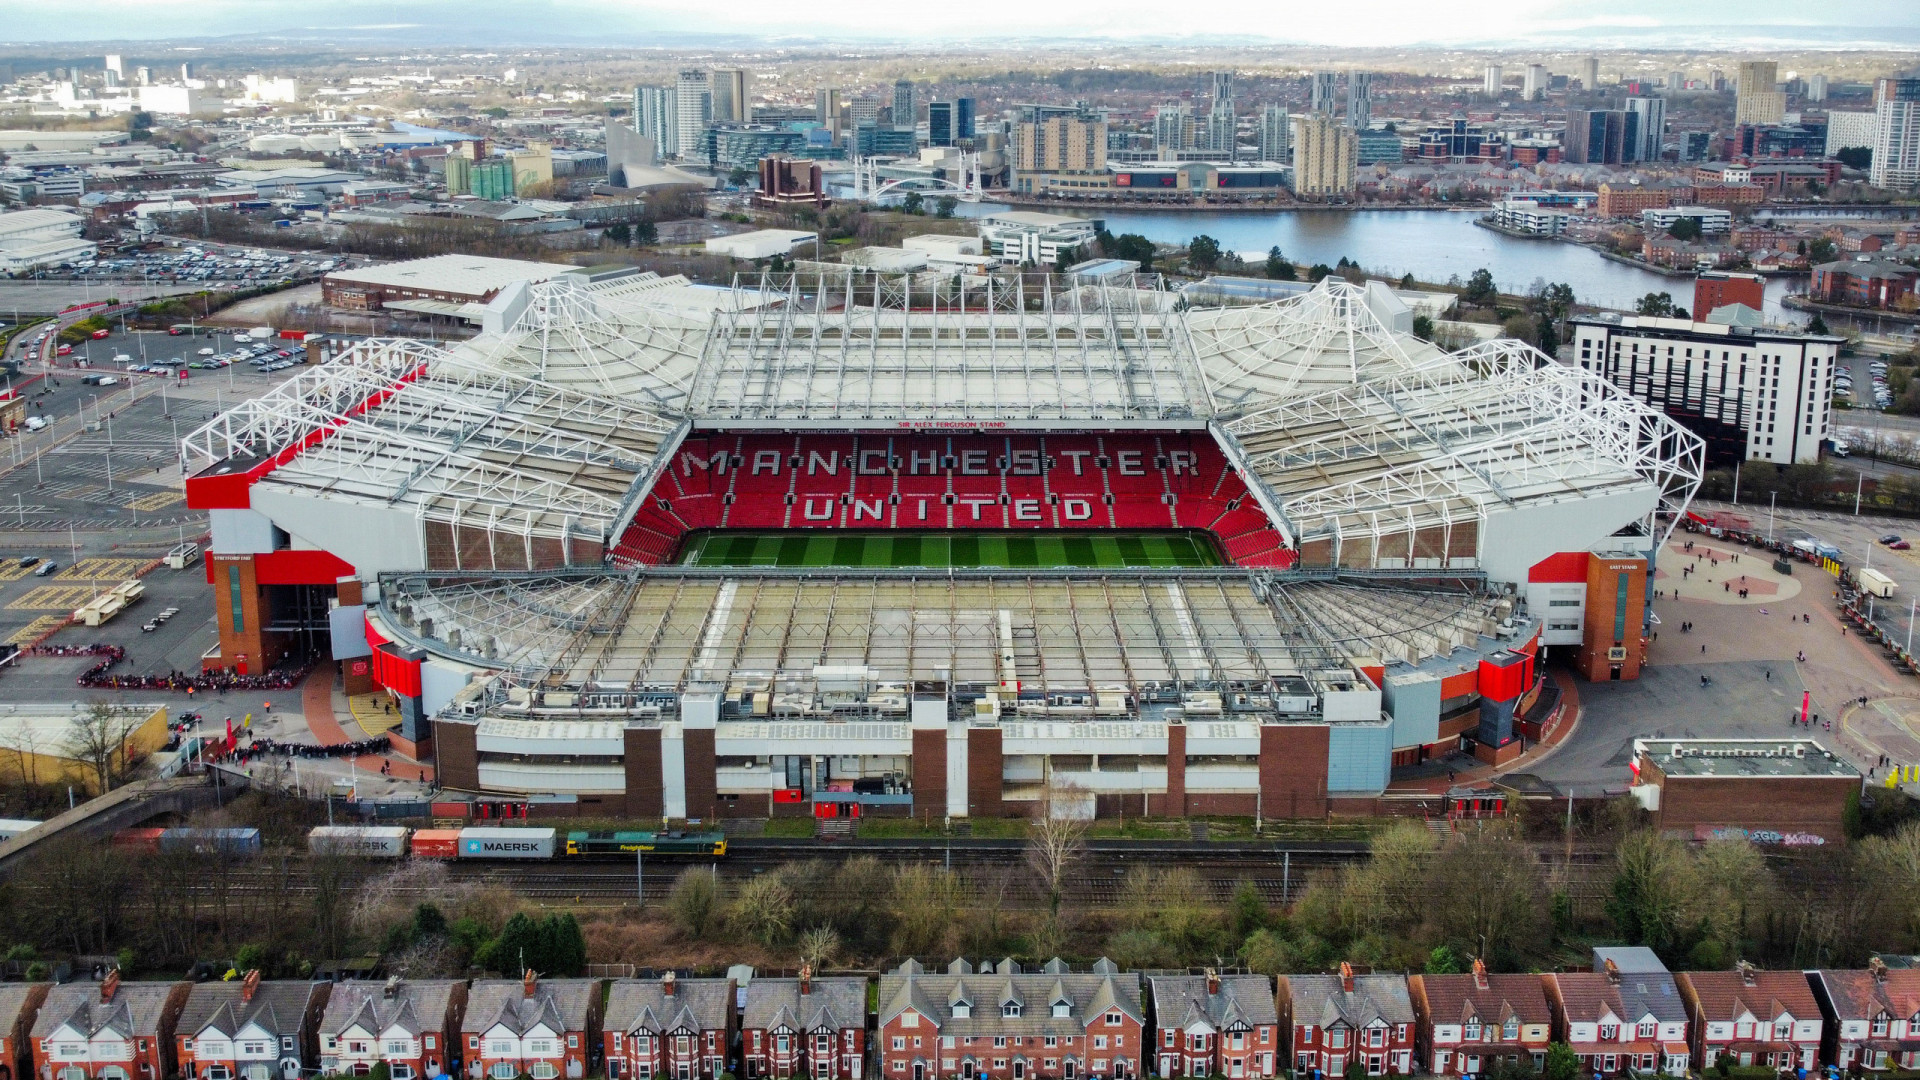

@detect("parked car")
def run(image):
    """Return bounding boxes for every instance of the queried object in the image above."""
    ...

[1895,541,1913,551]
[34,560,57,576]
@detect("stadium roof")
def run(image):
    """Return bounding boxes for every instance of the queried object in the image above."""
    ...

[374,568,1523,697]
[182,275,1703,576]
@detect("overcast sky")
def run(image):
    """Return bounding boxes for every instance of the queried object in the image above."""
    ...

[4,0,1918,47]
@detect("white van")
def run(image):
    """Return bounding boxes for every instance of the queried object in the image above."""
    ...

[24,416,47,432]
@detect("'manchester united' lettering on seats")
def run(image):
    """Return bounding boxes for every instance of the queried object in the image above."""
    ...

[610,432,1293,568]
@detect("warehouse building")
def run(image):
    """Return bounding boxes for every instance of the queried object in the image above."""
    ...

[1629,738,1861,845]
[321,254,578,312]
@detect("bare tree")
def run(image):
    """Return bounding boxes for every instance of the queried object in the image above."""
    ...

[65,702,147,793]
[1025,784,1087,922]
[796,926,840,971]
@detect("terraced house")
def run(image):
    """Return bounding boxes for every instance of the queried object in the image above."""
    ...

[877,959,1145,1080]
[318,978,466,1080]
[603,974,734,1080]
[1282,965,1415,1077]
[461,974,599,1080]
[30,974,189,1080]
[741,967,867,1080]
[1809,961,1920,1071]
[1146,972,1280,1079]
[0,984,50,1080]
[1679,963,1822,1071]
[1409,962,1553,1076]
[175,973,327,1080]
[1542,950,1689,1077]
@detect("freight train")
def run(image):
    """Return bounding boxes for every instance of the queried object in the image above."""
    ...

[110,825,726,860]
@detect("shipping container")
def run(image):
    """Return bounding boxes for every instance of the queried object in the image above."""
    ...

[458,827,556,860]
[1860,567,1898,599]
[308,825,410,858]
[111,827,165,853]
[160,827,262,856]
[411,829,461,859]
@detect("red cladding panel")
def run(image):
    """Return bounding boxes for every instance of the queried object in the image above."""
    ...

[1528,551,1591,583]
[371,645,423,698]
[1439,670,1479,700]
[253,548,355,585]
[364,615,391,649]
[1477,654,1532,703]
[184,470,257,510]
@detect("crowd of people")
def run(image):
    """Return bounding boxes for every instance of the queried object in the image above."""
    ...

[238,734,392,760]
[68,650,315,692]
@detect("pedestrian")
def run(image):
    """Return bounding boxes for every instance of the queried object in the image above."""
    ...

[1765,668,1771,680]
[1702,644,1708,653]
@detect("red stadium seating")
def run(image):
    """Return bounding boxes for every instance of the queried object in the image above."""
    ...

[607,431,1295,568]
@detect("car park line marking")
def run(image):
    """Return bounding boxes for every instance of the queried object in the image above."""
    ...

[55,557,150,581]
[8,584,101,611]
[129,491,184,511]
[0,563,34,583]
[6,615,65,645]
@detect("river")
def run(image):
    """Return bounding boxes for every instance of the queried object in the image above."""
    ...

[955,203,1806,321]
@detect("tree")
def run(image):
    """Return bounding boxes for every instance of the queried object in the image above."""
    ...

[409,903,448,942]
[899,191,924,215]
[65,702,146,794]
[1809,237,1838,263]
[666,867,724,940]
[1835,146,1872,171]
[1424,944,1463,974]
[1634,292,1676,318]
[605,222,631,246]
[1307,263,1335,282]
[1536,314,1560,356]
[729,872,796,946]
[1463,267,1498,306]
[1026,788,1087,922]
[1188,234,1223,272]
[1229,880,1268,938]
[1542,1043,1581,1080]
[1528,281,1577,321]
[1412,315,1435,341]
[934,196,958,219]
[1264,246,1295,280]
[727,167,751,188]
[633,221,657,245]
[888,864,964,957]
[1668,216,1703,242]
[1809,313,1830,335]
[1400,273,1416,288]
[1606,830,1692,960]
[796,925,840,970]
[1106,232,1156,272]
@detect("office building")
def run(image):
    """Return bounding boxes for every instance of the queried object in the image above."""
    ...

[1667,70,1686,94]
[1010,112,1105,195]
[1292,112,1356,197]
[1489,200,1570,236]
[1154,105,1194,154]
[1524,64,1548,101]
[1871,78,1920,190]
[1809,74,1829,102]
[977,210,1101,264]
[814,87,843,131]
[180,61,193,82]
[1568,313,1838,465]
[1356,129,1404,165]
[1641,205,1732,235]
[710,69,749,123]
[1483,64,1504,98]
[1347,72,1374,130]
[1258,105,1290,163]
[1310,71,1338,115]
[1736,61,1786,126]
[1207,102,1237,155]
[955,97,975,141]
[1709,68,1726,91]
[1627,97,1667,162]
[1826,109,1876,156]
[705,125,806,170]
[1565,109,1640,165]
[1582,56,1600,91]
[634,85,678,159]
[892,79,913,130]
[674,71,711,161]
[927,100,954,147]
[853,122,916,158]
[1211,71,1233,108]
[1694,271,1766,318]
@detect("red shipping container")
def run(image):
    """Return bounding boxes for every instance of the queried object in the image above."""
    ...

[411,829,461,858]
[111,827,165,853]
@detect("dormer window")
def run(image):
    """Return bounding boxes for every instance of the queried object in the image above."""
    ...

[1002,1003,1023,1019]
[1874,1016,1891,1038]
[1637,1021,1655,1039]
[1502,1019,1519,1041]
[1464,1023,1480,1042]
[1600,1024,1618,1041]
[953,1000,972,1020]
[1776,1022,1793,1041]
[1052,1001,1071,1019]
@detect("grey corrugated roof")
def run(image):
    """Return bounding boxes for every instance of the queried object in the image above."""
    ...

[463,980,597,1035]
[1149,976,1279,1031]
[1287,975,1414,1030]
[178,981,326,1039]
[32,982,184,1039]
[320,981,461,1039]
[606,979,732,1034]
[877,961,1142,1038]
[742,978,865,1033]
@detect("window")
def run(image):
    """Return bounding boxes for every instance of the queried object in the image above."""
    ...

[569,1036,580,1049]
[385,1042,411,1056]
[470,1038,481,1051]
[1463,1024,1480,1043]
[1329,1031,1346,1050]
[390,1068,415,1080]
[1106,1013,1122,1027]
[1094,1038,1106,1051]
[531,1065,558,1080]
[493,1065,521,1080]
[1775,1022,1792,1042]
[1636,1021,1655,1039]
[1599,1025,1618,1042]
[1502,1020,1518,1042]
[1162,1033,1174,1049]
[893,1040,905,1053]
[1003,1004,1023,1019]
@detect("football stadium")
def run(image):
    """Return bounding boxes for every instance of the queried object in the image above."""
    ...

[181,270,1704,821]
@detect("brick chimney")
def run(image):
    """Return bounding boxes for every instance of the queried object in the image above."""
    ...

[1603,959,1621,985]
[800,962,813,996]
[524,969,538,998]
[1206,968,1220,996]
[1472,958,1488,991]
[101,970,120,1003]
[1737,960,1756,987]
[1339,962,1354,994]
[1871,957,1889,983]
[242,970,262,1003]
[663,972,677,998]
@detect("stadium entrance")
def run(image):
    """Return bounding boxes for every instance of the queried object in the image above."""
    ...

[676,529,1225,569]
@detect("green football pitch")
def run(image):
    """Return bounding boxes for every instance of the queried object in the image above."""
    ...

[677,530,1225,569]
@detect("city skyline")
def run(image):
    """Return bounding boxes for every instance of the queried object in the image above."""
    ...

[5,0,1919,47]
